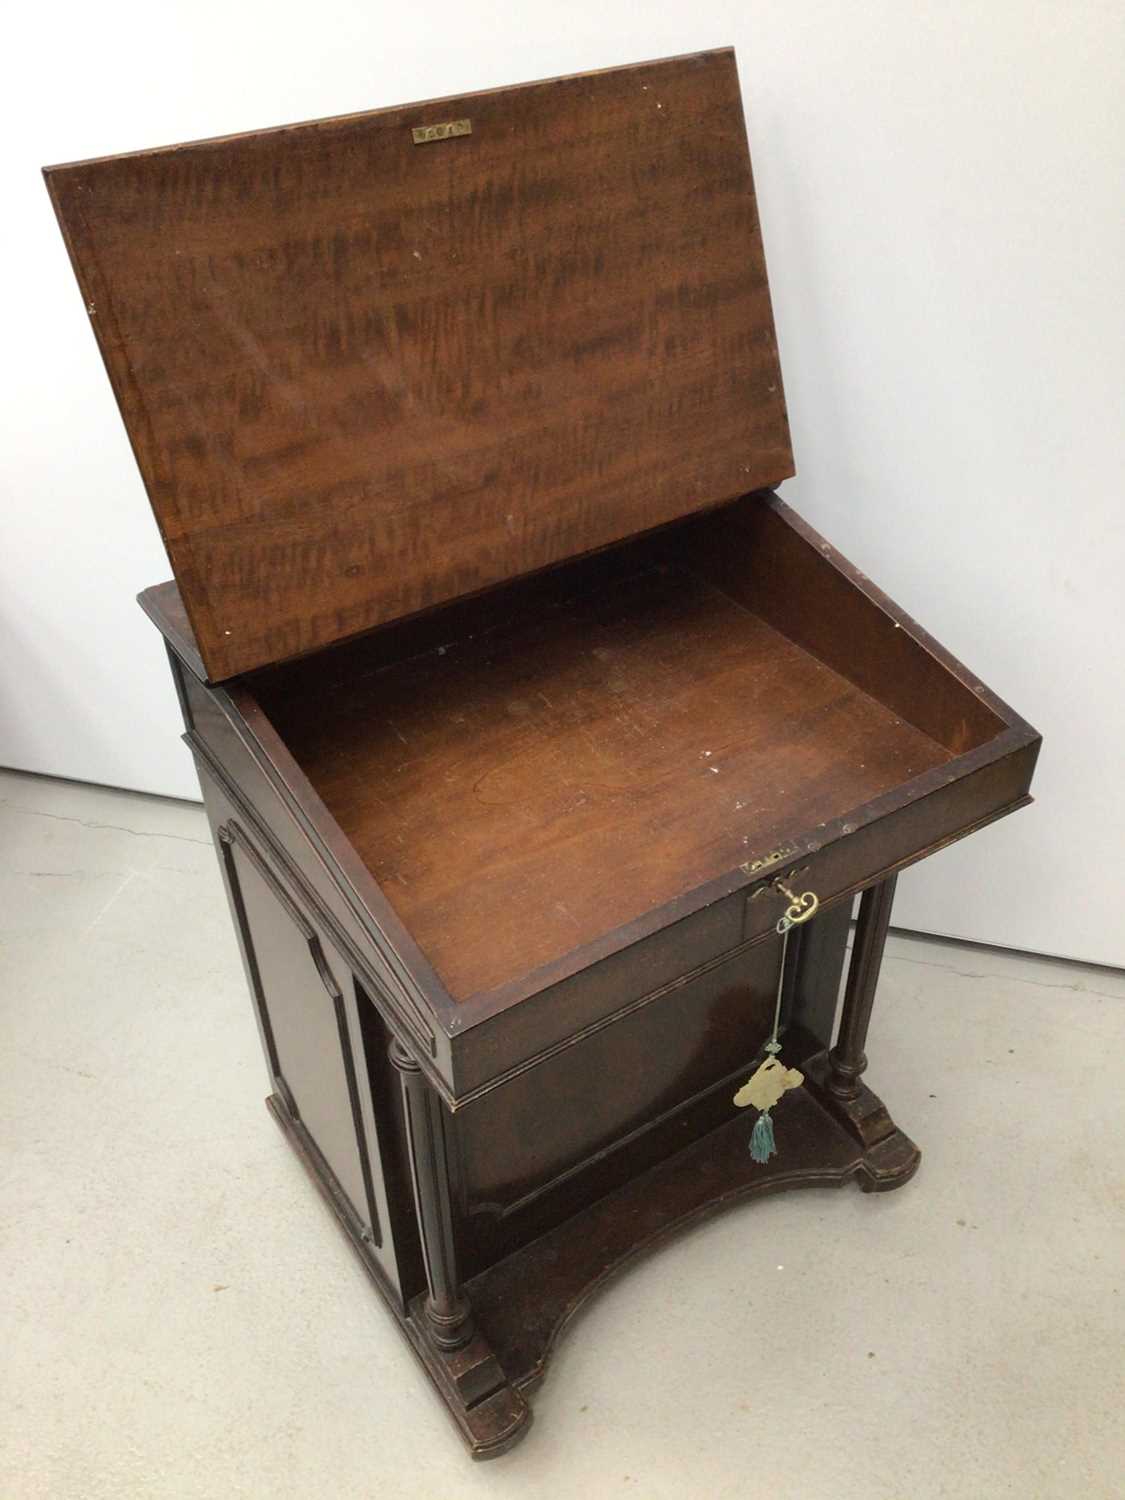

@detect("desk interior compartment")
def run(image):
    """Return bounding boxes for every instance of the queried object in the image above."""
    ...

[248,491,1032,1016]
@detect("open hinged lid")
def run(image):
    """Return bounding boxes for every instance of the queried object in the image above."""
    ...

[45,48,792,681]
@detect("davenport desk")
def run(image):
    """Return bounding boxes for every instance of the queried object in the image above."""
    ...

[45,49,1040,1457]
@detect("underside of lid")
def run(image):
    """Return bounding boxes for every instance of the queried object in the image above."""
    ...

[45,48,792,680]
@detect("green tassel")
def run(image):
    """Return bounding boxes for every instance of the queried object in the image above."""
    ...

[749,1109,776,1163]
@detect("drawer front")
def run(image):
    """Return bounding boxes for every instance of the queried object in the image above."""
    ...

[452,885,749,1097]
[452,735,1036,1099]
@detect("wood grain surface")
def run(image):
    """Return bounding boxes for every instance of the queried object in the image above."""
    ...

[46,49,792,680]
[257,551,951,1000]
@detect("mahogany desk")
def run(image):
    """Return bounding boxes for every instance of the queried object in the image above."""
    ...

[45,49,1039,1456]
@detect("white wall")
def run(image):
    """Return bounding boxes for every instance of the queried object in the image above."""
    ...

[3,2,1123,964]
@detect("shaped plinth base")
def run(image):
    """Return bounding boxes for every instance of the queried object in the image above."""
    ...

[267,1056,918,1458]
[466,1056,919,1397]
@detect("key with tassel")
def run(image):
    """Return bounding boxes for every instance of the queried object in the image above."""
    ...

[733,878,819,1162]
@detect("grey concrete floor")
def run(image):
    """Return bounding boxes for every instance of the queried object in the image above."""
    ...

[1,765,1122,1499]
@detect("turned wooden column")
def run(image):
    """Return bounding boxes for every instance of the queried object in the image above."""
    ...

[827,874,898,1100]
[388,1039,474,1351]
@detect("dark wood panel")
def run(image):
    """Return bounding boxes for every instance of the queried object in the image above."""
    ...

[451,937,782,1275]
[200,765,429,1302]
[47,49,792,680]
[448,884,748,1099]
[221,819,380,1239]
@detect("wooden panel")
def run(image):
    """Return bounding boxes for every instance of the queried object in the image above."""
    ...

[217,818,381,1243]
[452,938,781,1275]
[46,49,792,680]
[256,550,952,1002]
[202,774,427,1302]
[674,495,1007,753]
[449,883,750,1098]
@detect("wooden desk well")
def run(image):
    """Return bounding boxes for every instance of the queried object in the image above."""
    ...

[251,509,965,1005]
